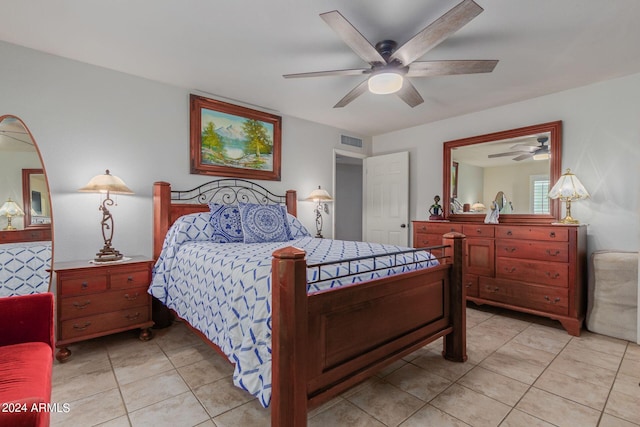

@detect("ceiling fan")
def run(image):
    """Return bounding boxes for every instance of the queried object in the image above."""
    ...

[283,0,498,108]
[488,136,550,161]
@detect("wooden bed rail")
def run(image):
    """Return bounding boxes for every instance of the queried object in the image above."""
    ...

[271,232,467,427]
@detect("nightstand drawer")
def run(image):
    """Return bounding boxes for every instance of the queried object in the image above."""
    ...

[60,307,151,340]
[59,287,150,320]
[111,269,150,289]
[60,275,108,295]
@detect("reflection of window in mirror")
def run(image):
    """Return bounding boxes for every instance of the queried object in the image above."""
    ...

[531,175,550,214]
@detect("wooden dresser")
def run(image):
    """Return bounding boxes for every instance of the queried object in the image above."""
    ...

[413,221,587,335]
[53,256,155,362]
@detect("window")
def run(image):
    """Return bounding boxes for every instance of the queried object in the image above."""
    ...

[530,175,550,214]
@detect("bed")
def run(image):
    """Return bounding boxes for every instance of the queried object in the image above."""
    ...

[151,179,467,427]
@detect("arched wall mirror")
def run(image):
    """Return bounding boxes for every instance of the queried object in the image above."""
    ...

[443,121,562,223]
[0,115,53,296]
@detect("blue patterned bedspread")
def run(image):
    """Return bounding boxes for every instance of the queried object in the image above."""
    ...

[0,241,52,296]
[148,214,438,407]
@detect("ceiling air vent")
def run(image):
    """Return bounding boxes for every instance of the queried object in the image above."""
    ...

[340,134,363,148]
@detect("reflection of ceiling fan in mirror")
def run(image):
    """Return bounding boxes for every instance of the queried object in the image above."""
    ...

[488,136,550,161]
[283,0,498,108]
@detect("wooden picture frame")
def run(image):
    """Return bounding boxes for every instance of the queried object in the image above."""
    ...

[190,94,282,181]
[451,161,459,198]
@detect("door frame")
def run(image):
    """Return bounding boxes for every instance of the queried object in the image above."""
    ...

[333,149,367,239]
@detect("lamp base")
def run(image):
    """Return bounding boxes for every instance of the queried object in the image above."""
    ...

[2,225,17,231]
[94,245,124,263]
[557,215,580,224]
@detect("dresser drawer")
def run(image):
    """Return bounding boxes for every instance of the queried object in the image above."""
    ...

[59,275,108,296]
[413,222,463,235]
[495,240,569,263]
[60,306,151,340]
[111,268,150,289]
[59,287,150,320]
[462,224,495,238]
[414,232,444,248]
[496,226,568,242]
[479,278,568,315]
[496,258,569,287]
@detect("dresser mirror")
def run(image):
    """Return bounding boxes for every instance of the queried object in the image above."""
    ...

[443,121,562,223]
[0,115,53,295]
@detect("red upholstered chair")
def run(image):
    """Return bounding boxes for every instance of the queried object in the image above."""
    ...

[0,292,54,427]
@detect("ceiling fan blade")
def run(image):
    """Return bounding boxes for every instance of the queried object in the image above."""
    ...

[320,10,386,65]
[513,153,534,161]
[283,68,369,78]
[406,60,498,77]
[333,79,369,108]
[488,151,531,158]
[396,79,424,107]
[390,0,483,66]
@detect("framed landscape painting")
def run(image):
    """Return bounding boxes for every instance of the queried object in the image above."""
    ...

[190,94,282,181]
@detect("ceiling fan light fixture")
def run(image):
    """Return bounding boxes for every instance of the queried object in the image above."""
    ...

[368,72,403,94]
[533,152,550,161]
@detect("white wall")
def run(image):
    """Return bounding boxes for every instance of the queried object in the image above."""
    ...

[0,41,371,262]
[373,72,640,257]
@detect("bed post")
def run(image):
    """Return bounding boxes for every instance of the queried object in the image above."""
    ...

[442,232,467,363]
[285,190,297,217]
[153,181,171,260]
[271,246,308,427]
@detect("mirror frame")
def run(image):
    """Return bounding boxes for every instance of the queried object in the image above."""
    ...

[22,168,50,229]
[443,120,562,224]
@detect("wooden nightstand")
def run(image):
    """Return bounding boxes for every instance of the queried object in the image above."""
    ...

[53,255,155,362]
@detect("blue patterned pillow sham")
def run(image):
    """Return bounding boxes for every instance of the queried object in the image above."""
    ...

[238,202,293,243]
[287,213,311,238]
[208,203,244,243]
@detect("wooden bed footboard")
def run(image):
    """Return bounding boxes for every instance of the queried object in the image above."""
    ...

[271,233,467,427]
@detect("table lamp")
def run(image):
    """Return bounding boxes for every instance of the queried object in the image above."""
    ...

[0,198,25,230]
[79,169,133,262]
[305,186,333,238]
[548,168,590,224]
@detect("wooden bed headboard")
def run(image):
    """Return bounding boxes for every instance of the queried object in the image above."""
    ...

[153,179,297,259]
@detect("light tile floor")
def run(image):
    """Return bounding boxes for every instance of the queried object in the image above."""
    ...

[51,306,640,427]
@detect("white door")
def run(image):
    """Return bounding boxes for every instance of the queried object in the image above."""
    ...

[363,151,409,245]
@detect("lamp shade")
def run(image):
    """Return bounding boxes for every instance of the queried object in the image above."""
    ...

[305,186,333,202]
[368,72,403,95]
[548,169,590,201]
[0,198,25,217]
[471,202,486,212]
[78,169,134,194]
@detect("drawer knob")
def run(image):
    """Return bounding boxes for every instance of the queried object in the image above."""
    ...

[504,247,516,253]
[420,226,426,231]
[81,282,88,289]
[544,295,561,304]
[487,286,500,293]
[549,232,556,238]
[73,322,92,331]
[126,312,141,321]
[545,272,561,279]
[504,267,516,273]
[506,230,513,236]
[72,300,91,310]
[476,229,482,234]
[546,249,561,256]
[465,282,472,288]
[124,293,139,301]
[127,276,134,282]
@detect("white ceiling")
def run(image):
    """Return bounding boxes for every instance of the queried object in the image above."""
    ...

[1,0,640,136]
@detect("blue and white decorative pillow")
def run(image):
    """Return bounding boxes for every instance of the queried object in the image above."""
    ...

[287,213,311,238]
[238,202,293,243]
[208,203,244,243]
